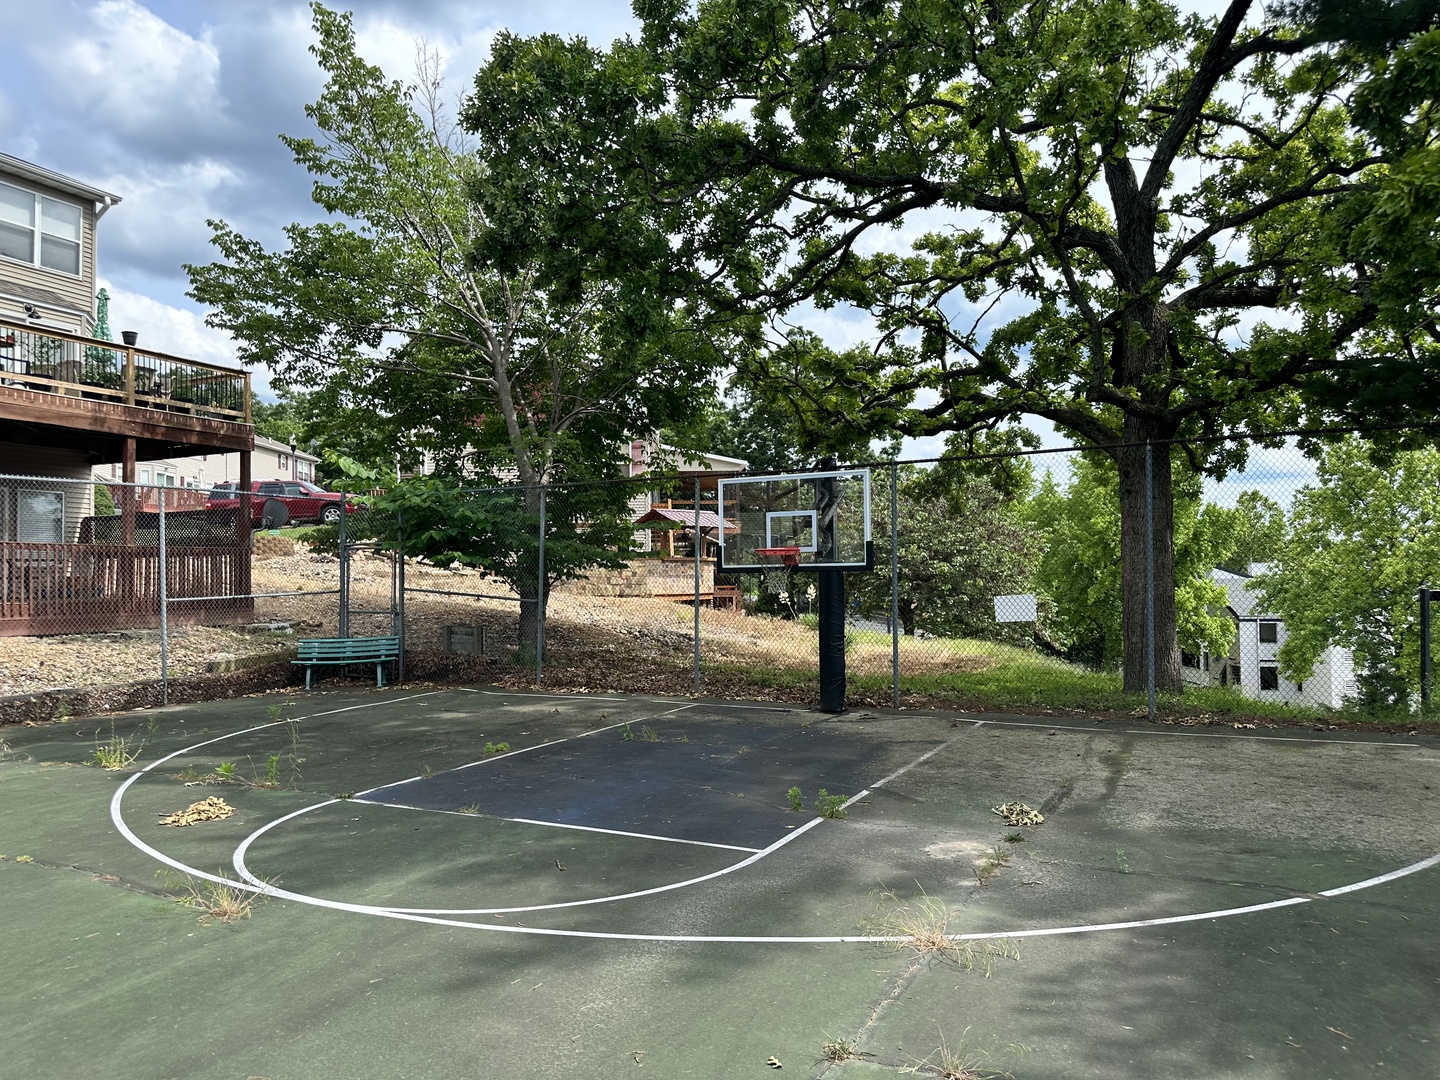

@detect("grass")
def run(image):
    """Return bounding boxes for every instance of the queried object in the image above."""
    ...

[863,891,1019,976]
[704,630,1380,724]
[900,1029,1022,1079]
[639,725,662,742]
[456,804,480,815]
[87,724,143,771]
[157,870,267,925]
[482,741,511,755]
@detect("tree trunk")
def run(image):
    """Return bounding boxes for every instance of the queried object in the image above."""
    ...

[1115,433,1182,695]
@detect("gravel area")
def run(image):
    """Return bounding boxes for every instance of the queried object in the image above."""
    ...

[0,546,988,713]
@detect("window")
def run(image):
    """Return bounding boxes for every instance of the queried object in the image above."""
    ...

[277,453,290,472]
[16,489,64,543]
[1230,663,1241,684]
[0,181,83,276]
[1259,666,1279,691]
[1259,621,1278,643]
[1181,650,1200,669]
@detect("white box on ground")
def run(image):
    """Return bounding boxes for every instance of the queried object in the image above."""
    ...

[993,594,1037,623]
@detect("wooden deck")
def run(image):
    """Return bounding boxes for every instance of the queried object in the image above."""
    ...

[0,541,253,637]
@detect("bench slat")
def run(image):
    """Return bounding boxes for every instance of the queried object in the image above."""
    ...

[293,636,401,689]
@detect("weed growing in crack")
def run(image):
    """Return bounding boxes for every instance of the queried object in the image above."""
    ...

[88,724,142,771]
[814,789,848,819]
[975,846,1011,887]
[483,742,511,755]
[156,870,268,925]
[457,804,481,815]
[639,725,662,742]
[862,891,1019,976]
[1001,831,1027,843]
[899,1028,1030,1078]
[787,786,804,812]
[820,1034,864,1063]
[620,723,634,741]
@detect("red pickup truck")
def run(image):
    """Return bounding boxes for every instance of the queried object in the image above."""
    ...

[207,480,354,526]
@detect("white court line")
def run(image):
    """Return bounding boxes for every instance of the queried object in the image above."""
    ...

[112,699,1440,942]
[355,704,694,797]
[232,808,826,916]
[501,816,759,852]
[460,688,630,702]
[355,798,760,853]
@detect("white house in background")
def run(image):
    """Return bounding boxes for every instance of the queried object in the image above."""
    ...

[1180,565,1357,709]
[93,434,320,491]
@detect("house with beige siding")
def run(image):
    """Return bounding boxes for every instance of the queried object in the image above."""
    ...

[0,152,113,336]
[0,154,256,635]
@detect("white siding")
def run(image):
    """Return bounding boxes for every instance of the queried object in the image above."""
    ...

[0,441,95,540]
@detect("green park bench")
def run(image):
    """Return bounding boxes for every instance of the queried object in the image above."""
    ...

[294,636,401,689]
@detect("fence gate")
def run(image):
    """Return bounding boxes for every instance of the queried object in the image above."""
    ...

[338,502,403,678]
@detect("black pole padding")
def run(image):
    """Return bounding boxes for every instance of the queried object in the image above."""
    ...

[818,568,846,713]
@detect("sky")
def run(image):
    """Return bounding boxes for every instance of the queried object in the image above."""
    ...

[0,0,640,376]
[0,0,1314,502]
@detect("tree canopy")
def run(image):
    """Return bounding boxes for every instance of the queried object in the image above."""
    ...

[472,0,1440,694]
[1258,438,1440,707]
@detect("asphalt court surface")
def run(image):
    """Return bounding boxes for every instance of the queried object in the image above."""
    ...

[4,687,1440,1079]
[359,708,937,849]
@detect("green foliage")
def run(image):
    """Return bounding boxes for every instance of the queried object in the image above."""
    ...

[1023,456,1240,668]
[814,789,848,819]
[787,786,804,812]
[482,741,511,755]
[186,4,726,507]
[473,0,1436,692]
[851,472,1042,643]
[92,484,117,517]
[364,471,639,643]
[1258,437,1440,707]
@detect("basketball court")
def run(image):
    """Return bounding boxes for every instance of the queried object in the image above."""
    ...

[3,685,1438,1079]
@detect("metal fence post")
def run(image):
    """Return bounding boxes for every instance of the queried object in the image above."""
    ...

[890,461,900,709]
[1145,441,1156,723]
[395,508,406,683]
[158,484,169,706]
[693,475,703,695]
[1420,585,1432,711]
[338,489,349,639]
[535,485,546,682]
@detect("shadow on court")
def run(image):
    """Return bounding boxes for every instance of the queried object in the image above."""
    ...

[1,686,1437,1080]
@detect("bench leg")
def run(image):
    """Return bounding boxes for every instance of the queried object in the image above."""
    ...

[306,666,313,690]
[376,662,384,688]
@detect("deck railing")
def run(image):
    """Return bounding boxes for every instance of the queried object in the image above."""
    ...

[0,318,250,423]
[0,541,253,636]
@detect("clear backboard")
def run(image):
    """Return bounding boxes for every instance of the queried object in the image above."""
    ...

[717,469,873,572]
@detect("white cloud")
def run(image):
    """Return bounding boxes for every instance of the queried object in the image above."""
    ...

[42,1,225,141]
[92,158,241,278]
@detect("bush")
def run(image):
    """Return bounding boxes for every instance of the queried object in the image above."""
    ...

[289,523,340,555]
[93,484,117,517]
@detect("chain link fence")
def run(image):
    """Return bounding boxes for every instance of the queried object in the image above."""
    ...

[3,428,1437,723]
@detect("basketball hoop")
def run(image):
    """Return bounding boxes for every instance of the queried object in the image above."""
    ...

[754,545,802,567]
[754,546,801,596]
